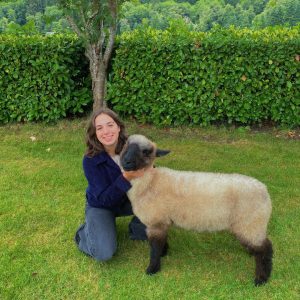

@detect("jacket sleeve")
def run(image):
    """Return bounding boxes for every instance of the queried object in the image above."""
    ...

[83,156,132,208]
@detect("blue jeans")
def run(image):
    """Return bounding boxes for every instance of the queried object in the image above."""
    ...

[75,200,147,261]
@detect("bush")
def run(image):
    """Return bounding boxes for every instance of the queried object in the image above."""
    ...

[0,34,92,123]
[107,25,300,127]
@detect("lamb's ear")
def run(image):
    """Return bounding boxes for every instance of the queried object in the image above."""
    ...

[155,149,170,157]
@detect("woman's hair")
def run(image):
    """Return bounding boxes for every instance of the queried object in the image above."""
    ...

[85,108,127,157]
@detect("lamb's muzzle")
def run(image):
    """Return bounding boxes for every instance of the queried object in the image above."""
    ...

[120,134,273,286]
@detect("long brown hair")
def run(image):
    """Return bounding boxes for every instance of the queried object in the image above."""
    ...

[85,108,127,157]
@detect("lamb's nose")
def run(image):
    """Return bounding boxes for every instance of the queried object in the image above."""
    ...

[123,160,131,167]
[121,158,135,171]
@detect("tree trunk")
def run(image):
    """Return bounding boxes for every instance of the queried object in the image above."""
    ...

[92,61,106,111]
[88,46,107,111]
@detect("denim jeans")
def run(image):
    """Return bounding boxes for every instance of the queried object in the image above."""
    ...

[75,200,147,261]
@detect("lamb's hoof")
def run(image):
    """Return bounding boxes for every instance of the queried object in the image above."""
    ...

[146,264,160,275]
[254,278,267,286]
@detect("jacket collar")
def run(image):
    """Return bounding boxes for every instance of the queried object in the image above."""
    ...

[92,151,120,170]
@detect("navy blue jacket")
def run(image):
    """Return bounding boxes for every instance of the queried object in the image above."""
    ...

[83,151,132,209]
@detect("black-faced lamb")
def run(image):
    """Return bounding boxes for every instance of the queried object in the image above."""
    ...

[120,134,273,286]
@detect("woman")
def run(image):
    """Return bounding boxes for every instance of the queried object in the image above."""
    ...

[74,108,147,261]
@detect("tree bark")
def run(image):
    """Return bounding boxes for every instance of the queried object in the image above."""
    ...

[87,43,108,111]
[91,60,107,110]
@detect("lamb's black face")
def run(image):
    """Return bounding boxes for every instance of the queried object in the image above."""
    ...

[120,141,155,171]
[120,134,170,171]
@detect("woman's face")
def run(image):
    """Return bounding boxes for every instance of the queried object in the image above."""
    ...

[95,113,120,153]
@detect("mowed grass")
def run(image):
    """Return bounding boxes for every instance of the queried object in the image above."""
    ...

[0,118,299,300]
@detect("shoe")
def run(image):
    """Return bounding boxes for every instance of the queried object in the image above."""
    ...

[74,223,86,246]
[129,216,148,241]
[74,231,81,245]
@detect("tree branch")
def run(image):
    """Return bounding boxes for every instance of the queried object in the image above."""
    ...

[108,0,117,20]
[103,0,118,68]
[103,25,116,68]
[97,20,105,56]
[87,9,100,27]
[66,15,84,38]
[79,7,88,30]
[84,0,100,31]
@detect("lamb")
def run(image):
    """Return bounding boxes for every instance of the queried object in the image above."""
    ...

[120,134,273,286]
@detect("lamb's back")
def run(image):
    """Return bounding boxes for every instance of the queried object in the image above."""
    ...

[148,167,270,232]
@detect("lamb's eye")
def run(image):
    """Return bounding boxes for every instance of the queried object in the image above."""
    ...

[142,149,152,156]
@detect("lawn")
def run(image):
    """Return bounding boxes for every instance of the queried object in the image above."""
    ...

[0,118,299,299]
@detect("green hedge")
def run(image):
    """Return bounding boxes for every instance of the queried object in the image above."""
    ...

[107,26,300,127]
[0,34,91,123]
[1,27,299,126]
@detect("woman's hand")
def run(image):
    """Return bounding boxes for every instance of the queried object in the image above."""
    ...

[122,169,145,181]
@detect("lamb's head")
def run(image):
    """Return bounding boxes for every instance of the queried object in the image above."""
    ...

[120,134,170,171]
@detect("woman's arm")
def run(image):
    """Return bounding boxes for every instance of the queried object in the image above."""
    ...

[122,169,145,181]
[83,156,131,208]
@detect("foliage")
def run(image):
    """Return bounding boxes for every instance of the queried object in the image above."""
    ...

[118,0,299,33]
[3,19,39,35]
[239,0,269,15]
[1,0,299,35]
[0,0,70,33]
[253,0,300,28]
[0,0,27,26]
[0,34,91,123]
[107,25,300,127]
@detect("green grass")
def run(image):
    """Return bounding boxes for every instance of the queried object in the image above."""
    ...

[0,119,299,300]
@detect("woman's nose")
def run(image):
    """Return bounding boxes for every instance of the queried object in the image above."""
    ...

[102,126,109,134]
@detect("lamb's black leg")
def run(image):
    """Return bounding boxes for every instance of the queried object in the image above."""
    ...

[161,242,169,257]
[253,239,273,286]
[146,235,167,275]
[241,238,273,286]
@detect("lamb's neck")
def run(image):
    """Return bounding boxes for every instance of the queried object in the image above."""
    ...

[128,167,156,198]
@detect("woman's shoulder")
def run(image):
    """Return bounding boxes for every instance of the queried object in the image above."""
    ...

[83,151,108,165]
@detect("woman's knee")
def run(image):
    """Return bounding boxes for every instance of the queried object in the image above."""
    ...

[92,243,117,261]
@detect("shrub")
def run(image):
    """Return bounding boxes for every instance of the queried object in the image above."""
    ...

[107,25,300,127]
[0,34,91,123]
